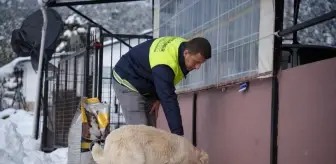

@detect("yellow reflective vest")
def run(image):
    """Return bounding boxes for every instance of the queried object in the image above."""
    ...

[149,36,187,85]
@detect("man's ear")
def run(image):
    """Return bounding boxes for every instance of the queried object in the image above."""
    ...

[183,49,189,56]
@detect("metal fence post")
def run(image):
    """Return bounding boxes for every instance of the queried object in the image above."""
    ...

[41,56,49,151]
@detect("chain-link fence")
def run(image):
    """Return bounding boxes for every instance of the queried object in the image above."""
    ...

[53,50,87,147]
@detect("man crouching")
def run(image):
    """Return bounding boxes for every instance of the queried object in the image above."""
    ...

[91,125,209,164]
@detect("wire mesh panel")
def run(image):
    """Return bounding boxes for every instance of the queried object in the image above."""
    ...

[44,25,100,148]
[157,0,263,91]
[52,52,87,147]
[100,33,153,131]
[41,25,153,149]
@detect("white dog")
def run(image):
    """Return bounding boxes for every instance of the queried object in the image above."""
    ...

[91,124,208,164]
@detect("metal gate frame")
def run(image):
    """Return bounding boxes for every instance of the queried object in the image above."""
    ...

[36,0,155,152]
[39,23,153,151]
[95,27,153,130]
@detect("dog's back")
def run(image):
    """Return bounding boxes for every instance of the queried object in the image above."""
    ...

[91,125,208,164]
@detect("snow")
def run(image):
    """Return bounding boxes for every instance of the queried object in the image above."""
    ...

[326,37,333,45]
[141,29,153,35]
[0,57,30,79]
[325,33,333,45]
[55,13,88,53]
[6,0,11,7]
[75,16,86,26]
[102,28,152,46]
[0,108,68,164]
[64,14,76,25]
[3,77,18,89]
[63,30,73,38]
[77,27,87,33]
[56,41,67,53]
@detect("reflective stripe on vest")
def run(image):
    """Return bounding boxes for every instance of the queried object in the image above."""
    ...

[149,36,186,85]
[112,69,139,93]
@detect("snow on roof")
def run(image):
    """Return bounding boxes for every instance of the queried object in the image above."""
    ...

[103,28,153,46]
[140,29,153,34]
[53,50,82,58]
[0,51,79,79]
[0,57,30,79]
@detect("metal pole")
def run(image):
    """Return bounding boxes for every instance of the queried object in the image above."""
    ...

[292,0,301,44]
[101,33,152,39]
[152,0,154,36]
[98,27,104,101]
[65,60,68,92]
[271,0,284,164]
[41,57,49,151]
[94,48,99,97]
[83,26,91,97]
[278,9,336,37]
[192,92,197,147]
[34,60,45,139]
[73,56,77,96]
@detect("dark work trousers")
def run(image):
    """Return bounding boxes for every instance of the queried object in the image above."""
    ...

[112,77,156,127]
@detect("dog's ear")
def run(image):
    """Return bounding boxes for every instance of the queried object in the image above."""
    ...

[199,151,209,164]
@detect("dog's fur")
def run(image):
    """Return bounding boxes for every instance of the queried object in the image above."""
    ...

[91,125,208,164]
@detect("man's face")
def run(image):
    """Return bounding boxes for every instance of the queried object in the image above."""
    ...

[183,49,206,71]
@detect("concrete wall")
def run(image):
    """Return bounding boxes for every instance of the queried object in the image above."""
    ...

[157,57,336,164]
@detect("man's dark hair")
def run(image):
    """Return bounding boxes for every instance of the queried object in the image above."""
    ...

[186,37,212,59]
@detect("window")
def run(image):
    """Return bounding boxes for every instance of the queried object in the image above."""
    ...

[159,0,261,91]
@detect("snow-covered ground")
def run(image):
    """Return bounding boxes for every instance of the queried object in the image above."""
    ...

[0,108,68,164]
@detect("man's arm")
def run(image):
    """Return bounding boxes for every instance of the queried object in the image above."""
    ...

[151,65,184,136]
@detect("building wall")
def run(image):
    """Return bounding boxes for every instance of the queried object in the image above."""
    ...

[278,57,336,164]
[195,79,272,164]
[154,1,275,163]
[153,1,336,163]
[157,77,272,164]
[157,57,336,164]
[154,0,274,91]
[22,57,62,111]
[22,62,38,103]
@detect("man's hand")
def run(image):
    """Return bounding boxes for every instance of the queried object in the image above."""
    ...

[149,100,160,120]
